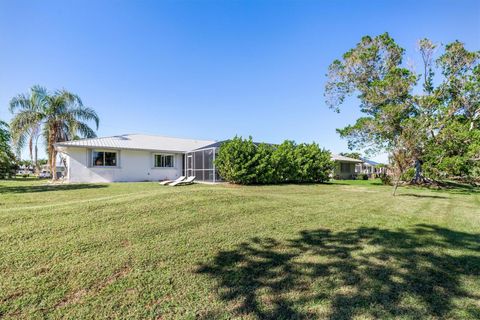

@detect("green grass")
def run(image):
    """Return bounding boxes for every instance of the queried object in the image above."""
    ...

[0,180,479,319]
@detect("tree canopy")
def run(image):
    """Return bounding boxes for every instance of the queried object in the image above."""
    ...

[325,33,480,188]
[9,86,100,179]
[0,120,17,178]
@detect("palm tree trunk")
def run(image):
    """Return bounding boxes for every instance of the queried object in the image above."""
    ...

[33,129,40,174]
[34,144,39,174]
[51,150,57,180]
[48,128,57,181]
[29,136,34,174]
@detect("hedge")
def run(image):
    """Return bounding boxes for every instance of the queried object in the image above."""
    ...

[215,136,333,184]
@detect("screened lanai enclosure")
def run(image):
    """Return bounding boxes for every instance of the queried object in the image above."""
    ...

[184,145,222,183]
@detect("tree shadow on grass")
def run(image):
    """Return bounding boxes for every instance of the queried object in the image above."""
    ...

[439,181,480,195]
[197,224,480,319]
[397,193,448,199]
[0,183,107,194]
[406,181,480,195]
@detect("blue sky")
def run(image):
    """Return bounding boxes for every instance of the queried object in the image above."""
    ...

[1,0,479,162]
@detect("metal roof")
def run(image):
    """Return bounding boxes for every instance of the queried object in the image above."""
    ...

[54,134,216,153]
[360,157,383,166]
[331,154,363,163]
[193,140,274,150]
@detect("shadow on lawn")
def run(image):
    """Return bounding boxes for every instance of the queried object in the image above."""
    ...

[438,181,480,195]
[197,224,480,319]
[397,193,448,199]
[0,183,106,194]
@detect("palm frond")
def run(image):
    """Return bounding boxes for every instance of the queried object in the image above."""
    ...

[9,93,31,113]
[11,131,28,154]
[0,119,8,130]
[54,89,83,107]
[74,121,97,139]
[69,106,100,129]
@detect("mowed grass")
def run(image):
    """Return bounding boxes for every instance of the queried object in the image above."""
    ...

[0,180,479,319]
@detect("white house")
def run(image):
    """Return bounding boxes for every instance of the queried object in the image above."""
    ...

[55,134,215,183]
[55,134,364,183]
[331,154,363,179]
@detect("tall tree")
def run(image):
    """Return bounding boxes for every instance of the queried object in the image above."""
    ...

[325,33,418,194]
[325,34,480,191]
[423,41,480,180]
[43,90,99,179]
[9,87,99,180]
[339,152,362,160]
[8,85,46,173]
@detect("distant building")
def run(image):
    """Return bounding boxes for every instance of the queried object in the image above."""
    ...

[331,154,363,179]
[356,158,386,177]
[40,163,66,179]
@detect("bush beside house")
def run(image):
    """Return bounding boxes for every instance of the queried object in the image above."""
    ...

[215,136,333,184]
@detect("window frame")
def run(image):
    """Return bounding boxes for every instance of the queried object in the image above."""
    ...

[153,153,175,168]
[92,149,118,167]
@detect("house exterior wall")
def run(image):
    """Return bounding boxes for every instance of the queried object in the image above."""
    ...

[333,161,357,179]
[63,147,184,183]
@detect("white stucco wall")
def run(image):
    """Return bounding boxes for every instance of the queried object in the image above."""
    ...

[62,147,184,183]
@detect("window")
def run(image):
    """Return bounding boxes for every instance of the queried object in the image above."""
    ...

[154,154,175,168]
[93,150,117,167]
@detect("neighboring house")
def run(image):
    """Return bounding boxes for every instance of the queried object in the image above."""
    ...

[331,154,363,179]
[55,134,366,183]
[17,165,34,175]
[356,158,386,177]
[40,163,66,179]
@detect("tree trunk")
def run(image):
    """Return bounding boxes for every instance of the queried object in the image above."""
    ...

[29,137,34,173]
[51,150,57,181]
[48,128,57,181]
[34,144,39,174]
[413,159,423,184]
[392,172,402,196]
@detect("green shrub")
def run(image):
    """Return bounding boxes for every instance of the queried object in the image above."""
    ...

[271,140,297,183]
[0,120,17,179]
[254,143,276,184]
[214,136,259,184]
[379,173,392,185]
[293,143,333,183]
[215,136,333,185]
[357,173,368,180]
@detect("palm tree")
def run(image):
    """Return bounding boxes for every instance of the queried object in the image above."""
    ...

[9,85,46,173]
[9,86,99,180]
[42,90,99,179]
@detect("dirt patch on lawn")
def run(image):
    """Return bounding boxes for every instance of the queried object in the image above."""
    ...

[54,264,132,309]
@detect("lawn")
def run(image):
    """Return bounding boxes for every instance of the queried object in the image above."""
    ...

[0,180,479,319]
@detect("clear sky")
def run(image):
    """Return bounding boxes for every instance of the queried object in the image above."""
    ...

[1,0,479,162]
